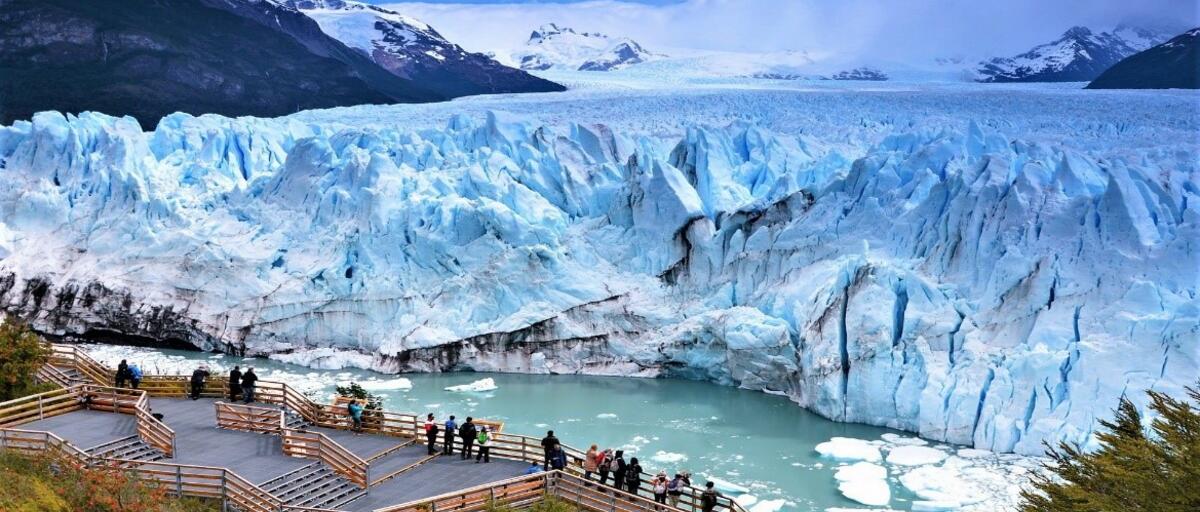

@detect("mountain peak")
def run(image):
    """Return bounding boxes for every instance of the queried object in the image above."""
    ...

[515,23,660,72]
[976,24,1169,82]
[1061,26,1094,39]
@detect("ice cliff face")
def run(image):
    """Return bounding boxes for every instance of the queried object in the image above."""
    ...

[0,109,1195,456]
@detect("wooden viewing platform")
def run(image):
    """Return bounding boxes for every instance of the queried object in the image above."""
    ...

[0,344,749,512]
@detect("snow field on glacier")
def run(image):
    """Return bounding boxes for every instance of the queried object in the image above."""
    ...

[0,79,1196,465]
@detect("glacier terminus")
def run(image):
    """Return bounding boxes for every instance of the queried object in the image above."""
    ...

[0,82,1195,460]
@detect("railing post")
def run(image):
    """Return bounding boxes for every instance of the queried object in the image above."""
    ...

[38,396,44,420]
[175,465,183,496]
[220,469,227,510]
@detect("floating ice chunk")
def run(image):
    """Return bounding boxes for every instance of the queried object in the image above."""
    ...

[900,466,983,505]
[597,413,618,419]
[880,433,928,446]
[910,501,960,511]
[651,451,688,464]
[357,378,413,391]
[885,446,947,466]
[834,462,889,506]
[734,494,758,507]
[706,476,749,494]
[834,462,887,482]
[815,437,882,462]
[748,499,786,512]
[956,448,992,458]
[444,378,498,392]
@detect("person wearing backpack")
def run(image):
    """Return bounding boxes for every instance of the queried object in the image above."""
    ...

[624,457,643,496]
[668,473,686,507]
[612,450,628,492]
[540,430,560,470]
[700,482,722,512]
[425,413,440,455]
[652,472,670,504]
[597,448,614,485]
[475,426,491,463]
[443,415,458,455]
[459,417,477,459]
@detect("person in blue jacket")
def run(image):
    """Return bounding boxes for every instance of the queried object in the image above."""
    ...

[347,399,364,433]
[128,363,143,390]
[443,415,458,455]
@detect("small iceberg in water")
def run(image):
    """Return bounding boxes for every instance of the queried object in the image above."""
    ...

[445,377,498,392]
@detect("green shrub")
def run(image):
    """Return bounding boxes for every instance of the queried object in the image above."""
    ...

[335,381,384,410]
[1020,382,1200,512]
[0,451,220,511]
[0,317,53,401]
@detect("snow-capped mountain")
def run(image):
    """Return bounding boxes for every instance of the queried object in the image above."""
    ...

[1088,28,1200,89]
[827,67,889,81]
[514,23,661,72]
[0,0,561,127]
[285,0,562,97]
[976,25,1169,82]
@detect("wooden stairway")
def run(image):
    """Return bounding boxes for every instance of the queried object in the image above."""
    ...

[86,435,167,465]
[261,461,366,510]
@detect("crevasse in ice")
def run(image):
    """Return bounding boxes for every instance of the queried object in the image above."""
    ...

[0,109,1194,456]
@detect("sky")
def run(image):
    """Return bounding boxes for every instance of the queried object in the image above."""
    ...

[382,0,1198,61]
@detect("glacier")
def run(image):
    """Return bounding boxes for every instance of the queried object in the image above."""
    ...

[0,84,1196,457]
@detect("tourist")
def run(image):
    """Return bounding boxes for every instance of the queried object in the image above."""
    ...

[459,417,477,459]
[550,443,567,471]
[668,473,688,507]
[612,450,628,492]
[116,359,129,388]
[597,448,614,486]
[624,457,643,496]
[347,399,364,433]
[189,365,210,400]
[241,367,258,403]
[524,461,543,474]
[228,366,242,401]
[425,413,440,455]
[540,430,560,470]
[443,415,457,455]
[652,472,669,504]
[475,426,491,463]
[700,482,722,512]
[128,363,143,390]
[584,444,599,480]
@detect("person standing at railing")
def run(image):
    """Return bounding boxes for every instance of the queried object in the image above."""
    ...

[700,482,722,512]
[189,366,210,400]
[425,413,440,455]
[116,359,129,388]
[443,415,457,455]
[652,472,670,504]
[475,426,491,463]
[667,472,689,508]
[624,457,643,497]
[348,399,364,434]
[540,430,560,470]
[459,417,477,460]
[228,366,242,401]
[584,444,599,480]
[550,443,567,471]
[597,448,614,486]
[241,368,258,403]
[612,450,628,492]
[129,363,143,390]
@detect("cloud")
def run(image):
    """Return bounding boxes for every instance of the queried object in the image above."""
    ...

[386,0,1198,60]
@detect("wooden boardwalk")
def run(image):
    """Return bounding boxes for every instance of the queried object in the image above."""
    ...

[1,344,748,512]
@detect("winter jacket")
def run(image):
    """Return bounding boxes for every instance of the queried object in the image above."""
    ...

[584,449,599,471]
[228,369,242,387]
[459,422,477,441]
[347,403,363,421]
[240,371,257,387]
[129,366,143,380]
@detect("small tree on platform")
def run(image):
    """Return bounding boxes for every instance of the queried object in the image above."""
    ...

[0,316,53,401]
[1020,382,1200,512]
[335,382,383,410]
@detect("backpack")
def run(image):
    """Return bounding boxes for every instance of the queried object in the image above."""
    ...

[598,453,612,472]
[460,423,475,439]
[701,491,719,510]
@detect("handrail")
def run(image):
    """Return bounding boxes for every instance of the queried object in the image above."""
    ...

[0,386,79,427]
[215,401,285,434]
[374,470,549,512]
[282,428,370,488]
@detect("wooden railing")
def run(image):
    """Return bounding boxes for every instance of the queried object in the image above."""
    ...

[0,387,81,427]
[216,401,285,434]
[0,427,94,464]
[376,471,549,512]
[282,428,370,489]
[49,343,111,386]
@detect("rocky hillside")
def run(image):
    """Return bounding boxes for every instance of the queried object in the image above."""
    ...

[976,25,1167,82]
[0,0,562,127]
[1087,28,1200,89]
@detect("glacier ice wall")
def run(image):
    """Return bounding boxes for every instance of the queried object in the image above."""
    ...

[0,108,1196,455]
